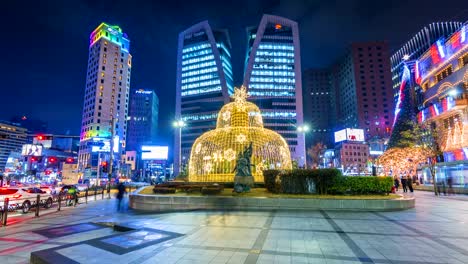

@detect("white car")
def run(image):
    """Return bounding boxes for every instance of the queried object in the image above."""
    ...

[0,187,53,213]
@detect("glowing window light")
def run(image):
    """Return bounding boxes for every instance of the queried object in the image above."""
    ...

[415,60,421,85]
[182,43,211,54]
[182,49,211,59]
[181,66,218,78]
[182,54,215,66]
[436,39,446,58]
[433,104,439,116]
[461,25,466,43]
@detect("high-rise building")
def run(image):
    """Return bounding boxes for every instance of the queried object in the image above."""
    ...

[78,22,132,171]
[127,89,159,152]
[174,21,234,175]
[302,69,334,147]
[391,22,463,104]
[0,121,27,171]
[331,42,394,141]
[243,15,305,166]
[416,24,468,184]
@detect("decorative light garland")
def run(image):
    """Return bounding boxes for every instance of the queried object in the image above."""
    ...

[188,86,292,182]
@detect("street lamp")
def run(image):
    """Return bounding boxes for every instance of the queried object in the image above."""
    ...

[173,119,186,176]
[297,125,310,133]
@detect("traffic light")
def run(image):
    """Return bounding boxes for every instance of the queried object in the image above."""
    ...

[66,157,75,163]
[30,157,37,162]
[36,135,53,141]
[48,157,57,163]
[101,161,108,173]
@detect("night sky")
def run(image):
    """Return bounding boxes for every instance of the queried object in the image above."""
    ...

[1,0,467,146]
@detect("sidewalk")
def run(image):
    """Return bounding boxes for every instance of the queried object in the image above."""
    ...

[2,190,468,264]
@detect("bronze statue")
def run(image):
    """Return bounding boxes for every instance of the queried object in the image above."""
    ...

[233,142,254,193]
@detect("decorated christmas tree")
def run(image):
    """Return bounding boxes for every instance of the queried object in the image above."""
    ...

[387,62,418,148]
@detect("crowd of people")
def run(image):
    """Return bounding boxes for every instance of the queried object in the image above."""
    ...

[393,174,415,193]
[393,173,456,195]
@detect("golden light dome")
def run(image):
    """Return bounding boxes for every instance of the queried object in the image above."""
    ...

[188,86,292,183]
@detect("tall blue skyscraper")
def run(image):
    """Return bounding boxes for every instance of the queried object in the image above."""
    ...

[243,15,305,166]
[127,89,159,152]
[174,21,233,175]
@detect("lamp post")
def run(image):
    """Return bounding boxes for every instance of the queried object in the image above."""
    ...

[173,120,186,176]
[297,124,310,168]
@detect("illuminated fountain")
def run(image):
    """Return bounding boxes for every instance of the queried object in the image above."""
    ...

[188,86,292,183]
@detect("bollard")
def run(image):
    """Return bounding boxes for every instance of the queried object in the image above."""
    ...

[85,190,88,204]
[57,195,61,211]
[107,183,111,199]
[2,198,9,226]
[35,194,40,217]
[94,188,97,201]
[101,188,104,200]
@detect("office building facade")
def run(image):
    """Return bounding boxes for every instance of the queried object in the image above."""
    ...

[175,21,234,175]
[391,22,463,104]
[0,121,27,171]
[127,89,159,152]
[243,14,305,166]
[78,22,132,171]
[302,69,334,147]
[331,42,394,141]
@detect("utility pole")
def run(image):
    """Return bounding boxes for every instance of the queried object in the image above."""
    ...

[97,153,101,185]
[108,116,116,192]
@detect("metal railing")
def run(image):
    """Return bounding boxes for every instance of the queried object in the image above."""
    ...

[0,184,139,227]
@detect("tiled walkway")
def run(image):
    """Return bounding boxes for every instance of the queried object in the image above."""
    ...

[1,191,468,263]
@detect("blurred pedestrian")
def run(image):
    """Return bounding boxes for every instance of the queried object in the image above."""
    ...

[407,174,414,193]
[401,175,408,193]
[68,185,78,206]
[394,177,400,191]
[447,176,454,195]
[116,182,126,211]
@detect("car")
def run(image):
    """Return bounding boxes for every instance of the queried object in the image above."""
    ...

[0,187,53,213]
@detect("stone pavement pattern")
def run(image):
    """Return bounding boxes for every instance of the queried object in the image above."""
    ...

[0,191,467,263]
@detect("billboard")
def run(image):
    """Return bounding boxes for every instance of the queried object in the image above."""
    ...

[334,128,365,143]
[90,136,119,153]
[141,146,168,160]
[346,128,364,142]
[21,144,43,156]
[334,129,347,143]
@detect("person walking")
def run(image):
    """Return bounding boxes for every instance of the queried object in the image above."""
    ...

[116,182,127,211]
[407,174,414,193]
[68,185,78,206]
[447,176,454,195]
[401,175,408,193]
[394,177,400,192]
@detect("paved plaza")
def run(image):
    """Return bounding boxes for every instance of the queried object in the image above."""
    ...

[0,191,468,263]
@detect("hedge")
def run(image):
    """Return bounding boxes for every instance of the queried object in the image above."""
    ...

[263,169,392,195]
[263,169,342,194]
[153,187,176,194]
[328,176,393,195]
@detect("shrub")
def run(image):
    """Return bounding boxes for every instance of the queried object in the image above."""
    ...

[263,169,342,194]
[263,170,282,193]
[153,187,176,194]
[328,176,393,195]
[263,169,392,195]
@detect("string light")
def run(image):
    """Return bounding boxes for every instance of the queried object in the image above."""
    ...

[188,86,292,182]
